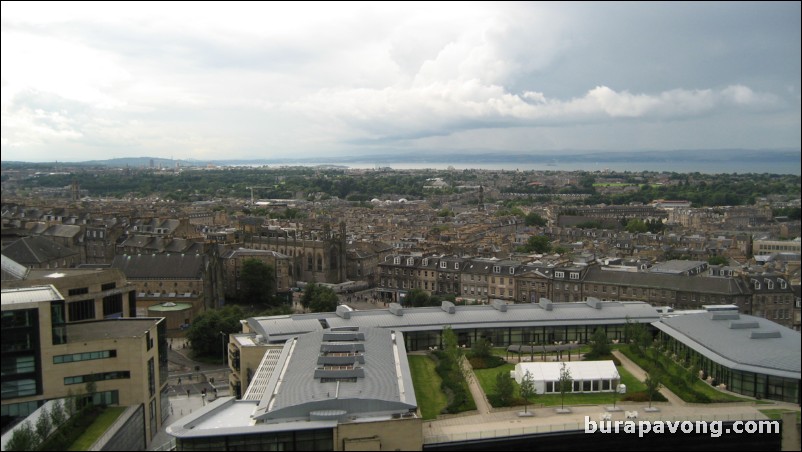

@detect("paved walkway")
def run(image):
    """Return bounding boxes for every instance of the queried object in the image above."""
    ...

[461,356,492,415]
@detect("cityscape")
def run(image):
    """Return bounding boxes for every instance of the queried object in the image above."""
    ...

[2,2,800,452]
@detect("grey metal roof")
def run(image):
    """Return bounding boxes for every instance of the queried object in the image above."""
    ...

[1,254,29,280]
[654,313,801,379]
[1,236,79,265]
[253,328,416,421]
[249,301,660,342]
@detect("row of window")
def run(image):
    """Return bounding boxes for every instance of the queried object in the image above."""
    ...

[54,349,117,364]
[64,371,130,385]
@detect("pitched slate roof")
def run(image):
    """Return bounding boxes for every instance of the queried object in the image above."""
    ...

[111,254,205,279]
[1,236,79,265]
[583,266,749,295]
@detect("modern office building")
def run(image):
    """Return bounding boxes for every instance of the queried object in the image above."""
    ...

[1,286,169,445]
[654,311,800,404]
[168,327,420,451]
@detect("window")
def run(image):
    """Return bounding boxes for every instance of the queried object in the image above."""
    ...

[767,280,774,290]
[555,271,564,279]
[407,257,414,266]
[103,294,123,318]
[422,258,428,266]
[64,371,130,385]
[753,280,760,290]
[440,261,447,269]
[493,266,501,273]
[454,263,459,270]
[68,287,89,297]
[68,299,95,321]
[54,350,117,364]
[509,267,515,275]
[101,282,116,291]
[570,272,579,280]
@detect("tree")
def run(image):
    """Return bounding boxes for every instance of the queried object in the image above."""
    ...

[519,370,537,413]
[35,405,52,443]
[520,235,552,254]
[187,305,245,359]
[588,327,611,359]
[495,371,514,406]
[470,337,492,359]
[525,212,547,227]
[239,258,276,306]
[644,371,663,409]
[406,288,439,307]
[310,286,339,313]
[50,399,66,429]
[625,219,648,233]
[707,256,727,266]
[558,362,573,410]
[4,421,38,451]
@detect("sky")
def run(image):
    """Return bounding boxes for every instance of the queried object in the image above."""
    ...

[1,1,800,163]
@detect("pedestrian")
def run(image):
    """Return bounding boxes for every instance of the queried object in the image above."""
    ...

[186,389,190,397]
[177,377,181,385]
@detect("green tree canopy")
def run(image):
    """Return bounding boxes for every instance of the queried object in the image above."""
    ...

[187,305,245,360]
[519,370,537,413]
[625,219,648,233]
[239,258,276,307]
[558,362,573,410]
[495,371,515,406]
[707,256,728,266]
[518,235,552,254]
[525,212,547,226]
[300,283,340,313]
[588,327,611,359]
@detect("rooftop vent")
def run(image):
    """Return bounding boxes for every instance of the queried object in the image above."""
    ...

[585,297,602,309]
[389,303,404,316]
[750,330,781,339]
[729,321,760,329]
[335,305,353,319]
[491,300,508,312]
[441,300,456,314]
[539,298,553,311]
[710,312,740,321]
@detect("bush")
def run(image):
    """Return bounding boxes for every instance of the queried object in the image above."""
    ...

[468,355,506,369]
[623,391,667,403]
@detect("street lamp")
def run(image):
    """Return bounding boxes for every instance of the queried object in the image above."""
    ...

[219,331,227,367]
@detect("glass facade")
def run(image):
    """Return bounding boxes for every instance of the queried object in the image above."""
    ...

[1,308,42,401]
[659,332,799,404]
[403,324,629,351]
[176,428,333,451]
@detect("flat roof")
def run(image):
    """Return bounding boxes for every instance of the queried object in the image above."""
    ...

[654,313,801,379]
[1,285,63,307]
[64,318,162,342]
[148,302,192,311]
[248,301,660,342]
[515,361,619,382]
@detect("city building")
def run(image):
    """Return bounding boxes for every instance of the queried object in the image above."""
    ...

[1,286,169,445]
[167,327,420,451]
[654,311,800,404]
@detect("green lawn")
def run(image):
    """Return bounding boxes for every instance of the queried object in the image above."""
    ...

[759,409,801,422]
[68,406,126,451]
[620,347,750,403]
[473,363,650,408]
[408,355,448,420]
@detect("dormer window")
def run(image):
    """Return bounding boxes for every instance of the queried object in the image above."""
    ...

[779,279,787,289]
[422,258,428,266]
[752,279,760,290]
[555,271,565,279]
[454,263,460,270]
[570,272,579,280]
[509,267,515,275]
[766,280,774,290]
[440,261,447,269]
[394,257,401,265]
[493,266,501,273]
[407,257,414,266]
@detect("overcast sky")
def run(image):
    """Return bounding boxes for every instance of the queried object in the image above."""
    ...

[2,1,800,162]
